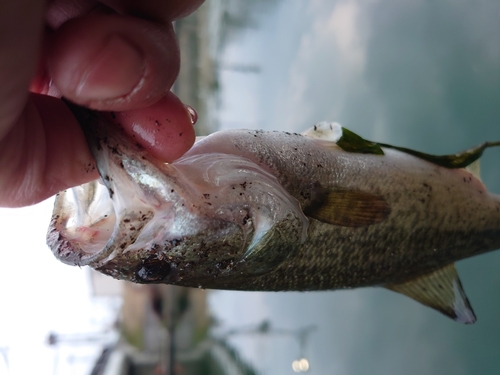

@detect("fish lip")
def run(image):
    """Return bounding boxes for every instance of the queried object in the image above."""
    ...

[46,204,117,267]
[48,235,114,267]
[46,182,143,268]
[47,198,157,268]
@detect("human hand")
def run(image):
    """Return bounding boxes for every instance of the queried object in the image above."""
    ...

[0,0,203,207]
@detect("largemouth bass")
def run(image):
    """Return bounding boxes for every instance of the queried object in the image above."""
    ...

[47,103,500,324]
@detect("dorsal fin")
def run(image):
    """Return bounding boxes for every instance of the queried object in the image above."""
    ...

[304,189,391,227]
[385,264,476,324]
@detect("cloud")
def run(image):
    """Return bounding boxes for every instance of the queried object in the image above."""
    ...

[327,0,366,73]
[274,0,376,134]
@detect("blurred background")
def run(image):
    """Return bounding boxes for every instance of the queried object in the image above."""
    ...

[1,0,500,374]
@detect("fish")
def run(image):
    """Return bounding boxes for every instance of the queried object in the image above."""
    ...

[47,102,500,324]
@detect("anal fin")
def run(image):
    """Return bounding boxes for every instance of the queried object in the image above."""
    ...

[385,264,476,324]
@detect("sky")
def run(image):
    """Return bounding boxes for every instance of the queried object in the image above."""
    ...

[218,0,500,148]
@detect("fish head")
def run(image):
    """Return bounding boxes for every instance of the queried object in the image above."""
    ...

[47,107,308,287]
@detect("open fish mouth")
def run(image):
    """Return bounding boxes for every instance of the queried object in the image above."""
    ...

[47,181,118,267]
[45,103,190,275]
[47,175,163,271]
[47,103,308,283]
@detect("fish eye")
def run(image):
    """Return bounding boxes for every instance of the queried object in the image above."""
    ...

[135,258,171,283]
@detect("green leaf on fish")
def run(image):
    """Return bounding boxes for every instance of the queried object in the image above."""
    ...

[337,126,500,169]
[304,188,391,227]
[378,141,500,169]
[385,263,476,324]
[336,127,385,155]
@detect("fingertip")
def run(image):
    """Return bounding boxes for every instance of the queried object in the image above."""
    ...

[109,92,196,162]
[47,14,179,111]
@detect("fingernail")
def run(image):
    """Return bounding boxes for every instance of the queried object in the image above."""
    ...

[76,36,145,100]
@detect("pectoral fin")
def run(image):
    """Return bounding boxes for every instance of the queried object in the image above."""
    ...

[304,189,391,227]
[385,264,476,324]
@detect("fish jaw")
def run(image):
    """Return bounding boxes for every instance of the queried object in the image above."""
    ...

[46,127,196,274]
[47,106,308,285]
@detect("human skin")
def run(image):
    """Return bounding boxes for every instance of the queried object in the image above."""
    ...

[0,0,204,207]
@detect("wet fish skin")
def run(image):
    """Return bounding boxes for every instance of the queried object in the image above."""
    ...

[47,105,500,323]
